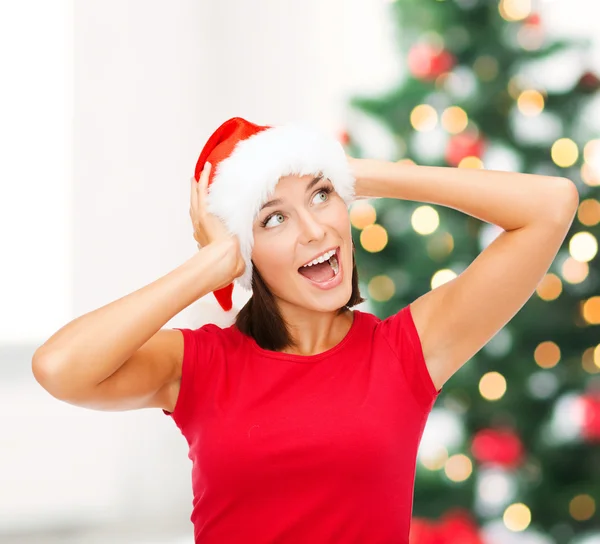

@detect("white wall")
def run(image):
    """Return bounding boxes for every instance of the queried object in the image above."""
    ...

[1,0,397,540]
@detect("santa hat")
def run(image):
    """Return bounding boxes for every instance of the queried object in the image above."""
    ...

[193,116,356,312]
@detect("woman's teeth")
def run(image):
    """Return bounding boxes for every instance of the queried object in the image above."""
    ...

[299,249,340,277]
[301,248,337,268]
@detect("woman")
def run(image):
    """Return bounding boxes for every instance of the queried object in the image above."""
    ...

[32,117,578,543]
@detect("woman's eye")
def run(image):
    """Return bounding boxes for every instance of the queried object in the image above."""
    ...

[313,189,330,204]
[264,213,285,228]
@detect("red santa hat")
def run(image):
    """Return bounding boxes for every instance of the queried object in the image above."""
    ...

[193,116,356,312]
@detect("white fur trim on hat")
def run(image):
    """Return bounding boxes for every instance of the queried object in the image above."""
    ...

[205,121,356,291]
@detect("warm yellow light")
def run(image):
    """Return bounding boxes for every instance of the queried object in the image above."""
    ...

[536,273,562,300]
[441,106,469,134]
[499,0,532,22]
[503,503,531,531]
[479,371,507,401]
[581,163,600,187]
[458,156,484,169]
[411,206,440,235]
[583,346,600,374]
[569,494,596,521]
[350,201,377,230]
[444,454,472,482]
[561,258,589,285]
[582,296,600,325]
[517,90,545,116]
[420,447,448,471]
[431,269,457,289]
[410,104,438,132]
[534,341,561,369]
[360,224,388,253]
[577,199,600,227]
[551,138,579,168]
[569,231,598,263]
[368,275,396,302]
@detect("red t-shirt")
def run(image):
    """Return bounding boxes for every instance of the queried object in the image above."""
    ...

[163,305,442,543]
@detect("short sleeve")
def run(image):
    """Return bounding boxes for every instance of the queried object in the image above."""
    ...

[377,304,442,413]
[162,324,220,431]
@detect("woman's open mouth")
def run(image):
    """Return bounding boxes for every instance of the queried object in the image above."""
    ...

[297,247,343,290]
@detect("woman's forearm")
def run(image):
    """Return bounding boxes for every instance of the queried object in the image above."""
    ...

[349,158,579,230]
[32,240,236,383]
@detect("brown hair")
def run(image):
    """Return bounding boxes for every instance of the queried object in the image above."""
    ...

[235,240,365,352]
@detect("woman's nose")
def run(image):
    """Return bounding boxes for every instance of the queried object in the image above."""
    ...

[297,209,326,244]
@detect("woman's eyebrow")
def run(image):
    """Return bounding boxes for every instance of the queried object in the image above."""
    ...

[259,174,325,211]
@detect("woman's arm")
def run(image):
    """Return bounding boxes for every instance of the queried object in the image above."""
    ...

[349,158,579,391]
[32,239,240,399]
[349,158,578,229]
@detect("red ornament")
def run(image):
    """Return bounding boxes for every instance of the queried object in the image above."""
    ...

[408,43,456,81]
[580,392,600,442]
[471,427,524,468]
[525,13,541,26]
[410,508,483,544]
[577,71,600,93]
[445,131,486,166]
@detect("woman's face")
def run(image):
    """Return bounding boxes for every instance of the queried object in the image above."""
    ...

[251,173,354,313]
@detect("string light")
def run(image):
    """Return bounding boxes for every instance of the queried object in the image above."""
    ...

[577,199,600,227]
[349,201,377,230]
[410,104,438,132]
[444,454,472,482]
[458,156,484,169]
[360,224,388,252]
[411,206,440,235]
[561,258,589,285]
[441,106,469,134]
[569,494,596,521]
[535,273,562,300]
[431,269,457,289]
[479,371,507,401]
[498,0,532,22]
[582,296,600,325]
[569,232,598,263]
[503,503,531,531]
[551,138,579,168]
[517,89,545,116]
[534,341,561,369]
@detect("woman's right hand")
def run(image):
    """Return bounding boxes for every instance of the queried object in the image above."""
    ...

[190,162,246,281]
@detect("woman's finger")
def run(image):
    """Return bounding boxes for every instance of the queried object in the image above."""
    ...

[190,175,198,213]
[197,162,211,211]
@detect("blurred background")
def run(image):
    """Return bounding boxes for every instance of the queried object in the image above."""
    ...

[1,0,599,543]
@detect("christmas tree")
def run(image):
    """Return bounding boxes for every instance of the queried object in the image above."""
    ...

[342,0,600,542]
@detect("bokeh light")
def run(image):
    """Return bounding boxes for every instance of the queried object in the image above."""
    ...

[534,341,561,369]
[569,231,598,262]
[368,275,396,302]
[551,138,579,168]
[503,503,531,531]
[444,454,473,482]
[360,224,388,252]
[517,89,545,116]
[350,201,377,230]
[479,371,507,401]
[411,104,438,132]
[441,106,469,134]
[411,206,440,235]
